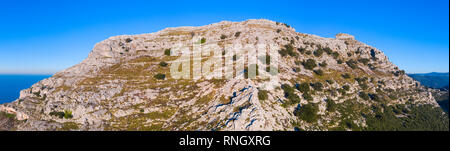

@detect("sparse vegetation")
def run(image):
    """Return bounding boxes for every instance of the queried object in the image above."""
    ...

[278,44,297,57]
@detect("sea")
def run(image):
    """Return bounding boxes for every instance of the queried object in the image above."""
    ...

[0,74,52,104]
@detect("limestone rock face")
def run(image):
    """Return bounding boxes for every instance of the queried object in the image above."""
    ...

[0,19,446,131]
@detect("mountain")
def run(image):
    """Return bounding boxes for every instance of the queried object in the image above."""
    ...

[408,72,449,89]
[0,19,448,131]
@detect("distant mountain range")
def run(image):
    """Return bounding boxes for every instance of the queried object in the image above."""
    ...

[408,72,449,89]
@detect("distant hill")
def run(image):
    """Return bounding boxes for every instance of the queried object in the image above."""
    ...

[408,72,449,89]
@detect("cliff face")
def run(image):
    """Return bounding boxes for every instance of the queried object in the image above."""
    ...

[0,19,447,131]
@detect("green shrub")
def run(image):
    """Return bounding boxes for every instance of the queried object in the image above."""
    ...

[281,84,301,106]
[337,59,344,64]
[278,44,297,57]
[337,88,346,95]
[326,79,334,84]
[235,32,241,37]
[164,49,171,56]
[342,85,350,91]
[341,73,351,79]
[313,69,324,76]
[326,99,336,112]
[324,47,333,54]
[201,38,206,44]
[294,103,319,123]
[64,110,73,119]
[49,110,72,119]
[319,61,327,67]
[258,90,269,100]
[154,73,166,80]
[297,47,306,54]
[331,52,340,59]
[49,111,65,119]
[305,51,312,55]
[365,104,449,131]
[360,83,369,90]
[359,92,370,100]
[313,48,324,57]
[0,111,16,119]
[159,61,168,67]
[369,93,381,102]
[278,49,288,57]
[311,82,323,91]
[296,83,310,93]
[125,38,133,43]
[302,93,313,101]
[358,58,370,65]
[346,59,358,69]
[276,29,281,33]
[220,34,227,39]
[302,59,317,70]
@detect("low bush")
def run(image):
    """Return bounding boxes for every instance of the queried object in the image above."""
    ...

[258,90,269,100]
[235,31,241,37]
[159,61,168,67]
[311,82,323,91]
[346,59,358,69]
[164,49,171,56]
[294,103,319,123]
[302,93,313,101]
[319,61,327,67]
[341,73,351,79]
[313,48,324,57]
[154,73,166,80]
[313,69,324,76]
[302,59,317,70]
[359,92,370,100]
[342,85,350,91]
[201,38,206,44]
[326,98,336,112]
[296,83,310,93]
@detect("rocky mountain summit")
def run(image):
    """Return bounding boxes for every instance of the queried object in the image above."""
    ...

[0,19,448,131]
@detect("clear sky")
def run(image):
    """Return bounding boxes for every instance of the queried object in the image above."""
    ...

[0,0,448,74]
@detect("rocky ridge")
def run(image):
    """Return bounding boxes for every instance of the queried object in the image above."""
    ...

[0,19,448,131]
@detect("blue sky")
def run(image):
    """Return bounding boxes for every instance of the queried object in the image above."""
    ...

[0,0,448,74]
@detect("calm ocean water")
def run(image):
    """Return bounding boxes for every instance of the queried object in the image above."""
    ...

[0,74,51,104]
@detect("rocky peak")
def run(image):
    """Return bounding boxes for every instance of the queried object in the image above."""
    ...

[1,19,447,131]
